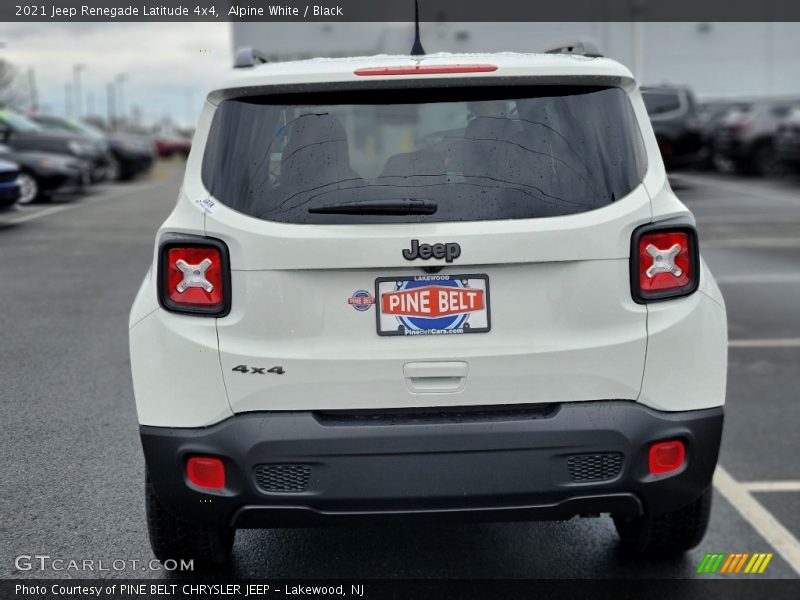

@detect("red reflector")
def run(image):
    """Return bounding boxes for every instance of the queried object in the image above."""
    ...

[638,231,692,293]
[187,457,225,489]
[649,441,685,475]
[166,246,223,308]
[354,64,498,76]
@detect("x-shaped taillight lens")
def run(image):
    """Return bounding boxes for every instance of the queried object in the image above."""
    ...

[158,240,230,316]
[632,226,699,303]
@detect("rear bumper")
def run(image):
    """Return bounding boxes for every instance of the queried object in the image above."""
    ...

[141,401,723,529]
[114,150,153,178]
[714,137,751,161]
[38,170,84,195]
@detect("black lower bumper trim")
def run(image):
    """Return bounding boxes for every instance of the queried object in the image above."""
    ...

[232,494,644,528]
[140,401,723,529]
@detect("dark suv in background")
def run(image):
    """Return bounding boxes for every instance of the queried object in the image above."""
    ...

[776,107,800,172]
[641,86,705,169]
[714,100,799,176]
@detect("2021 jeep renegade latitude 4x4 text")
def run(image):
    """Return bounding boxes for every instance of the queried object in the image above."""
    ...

[129,52,727,564]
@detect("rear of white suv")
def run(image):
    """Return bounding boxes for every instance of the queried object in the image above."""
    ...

[129,53,727,565]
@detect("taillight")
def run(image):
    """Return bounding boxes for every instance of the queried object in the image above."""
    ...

[649,440,685,475]
[631,224,699,303]
[158,236,230,316]
[186,456,225,490]
[354,64,497,76]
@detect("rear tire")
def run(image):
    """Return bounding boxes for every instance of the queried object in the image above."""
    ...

[145,473,234,566]
[752,142,784,177]
[106,157,122,182]
[614,487,712,556]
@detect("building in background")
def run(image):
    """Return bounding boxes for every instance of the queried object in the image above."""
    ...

[232,22,800,100]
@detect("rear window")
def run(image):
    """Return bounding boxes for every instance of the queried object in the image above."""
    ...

[202,86,646,225]
[642,91,682,116]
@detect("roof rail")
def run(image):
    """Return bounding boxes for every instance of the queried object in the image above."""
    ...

[544,41,603,58]
[233,47,269,69]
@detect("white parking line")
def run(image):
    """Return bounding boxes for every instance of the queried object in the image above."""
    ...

[696,215,800,225]
[672,173,800,204]
[714,465,800,575]
[0,181,168,226]
[729,339,800,348]
[741,481,800,492]
[716,274,800,284]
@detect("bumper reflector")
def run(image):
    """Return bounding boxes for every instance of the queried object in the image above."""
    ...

[649,440,686,475]
[187,456,225,489]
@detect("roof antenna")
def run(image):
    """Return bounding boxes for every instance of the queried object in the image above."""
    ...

[410,0,426,56]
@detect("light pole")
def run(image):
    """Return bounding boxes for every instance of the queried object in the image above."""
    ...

[631,0,647,83]
[73,64,86,118]
[106,82,116,129]
[28,68,38,113]
[115,73,128,126]
[65,82,73,117]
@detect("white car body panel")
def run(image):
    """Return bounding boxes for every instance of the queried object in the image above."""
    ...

[129,52,727,428]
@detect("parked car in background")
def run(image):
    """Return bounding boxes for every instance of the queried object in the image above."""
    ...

[0,159,21,210]
[775,107,800,172]
[0,144,85,204]
[697,101,746,171]
[31,114,154,181]
[641,85,705,169]
[153,133,191,158]
[714,100,798,176]
[0,110,106,183]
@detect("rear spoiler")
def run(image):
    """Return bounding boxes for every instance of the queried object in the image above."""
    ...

[543,41,603,58]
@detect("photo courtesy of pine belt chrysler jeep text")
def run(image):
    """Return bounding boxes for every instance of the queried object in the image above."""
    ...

[129,48,727,565]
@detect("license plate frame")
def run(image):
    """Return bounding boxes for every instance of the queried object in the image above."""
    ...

[374,274,491,337]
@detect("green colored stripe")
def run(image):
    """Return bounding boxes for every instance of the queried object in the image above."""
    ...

[697,554,713,573]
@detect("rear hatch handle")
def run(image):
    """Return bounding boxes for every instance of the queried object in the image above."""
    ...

[403,361,469,394]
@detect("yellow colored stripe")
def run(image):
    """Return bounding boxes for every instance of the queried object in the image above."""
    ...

[758,554,773,574]
[734,553,750,573]
[751,554,767,573]
[744,554,762,573]
[720,553,736,574]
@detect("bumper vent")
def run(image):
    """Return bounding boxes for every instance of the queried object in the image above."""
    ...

[567,453,624,482]
[254,464,311,493]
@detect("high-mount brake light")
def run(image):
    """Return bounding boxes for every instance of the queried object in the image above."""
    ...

[157,237,231,316]
[631,224,699,303]
[354,64,498,76]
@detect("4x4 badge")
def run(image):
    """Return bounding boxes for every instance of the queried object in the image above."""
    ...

[402,240,461,263]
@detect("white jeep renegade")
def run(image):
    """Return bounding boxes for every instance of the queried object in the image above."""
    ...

[129,49,727,565]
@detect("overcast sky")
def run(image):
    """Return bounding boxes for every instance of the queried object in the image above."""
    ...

[0,23,231,126]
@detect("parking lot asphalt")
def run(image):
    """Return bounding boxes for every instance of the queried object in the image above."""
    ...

[0,165,798,579]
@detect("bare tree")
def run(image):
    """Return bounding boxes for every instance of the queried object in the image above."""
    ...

[0,59,27,110]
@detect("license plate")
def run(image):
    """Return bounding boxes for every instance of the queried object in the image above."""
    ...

[375,274,491,336]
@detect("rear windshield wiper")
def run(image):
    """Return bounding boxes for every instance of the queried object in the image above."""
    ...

[308,199,438,216]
